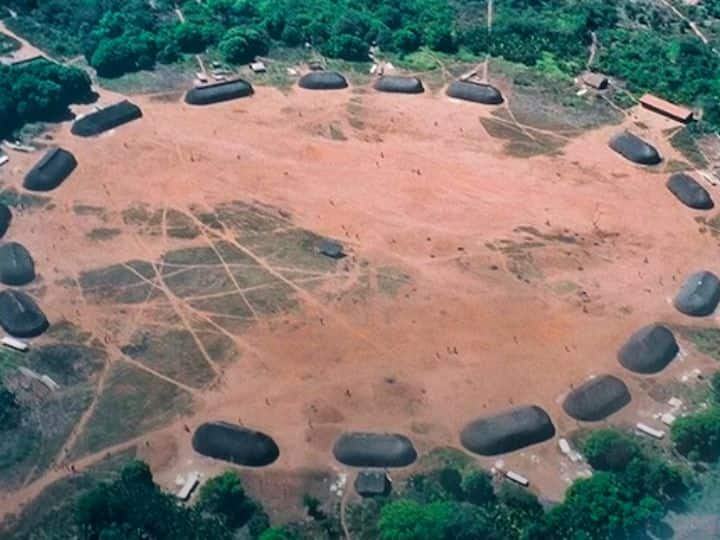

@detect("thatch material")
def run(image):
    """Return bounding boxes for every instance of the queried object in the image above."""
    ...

[608,132,662,165]
[23,147,77,192]
[0,204,12,238]
[355,470,391,497]
[562,375,631,421]
[666,173,713,210]
[618,324,679,374]
[298,71,348,90]
[0,242,35,286]
[192,421,279,466]
[71,100,142,137]
[460,405,555,456]
[674,270,720,317]
[446,81,503,104]
[333,432,417,467]
[0,290,48,337]
[374,76,424,94]
[185,78,254,105]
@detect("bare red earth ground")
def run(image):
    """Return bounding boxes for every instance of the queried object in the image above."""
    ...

[1,83,718,517]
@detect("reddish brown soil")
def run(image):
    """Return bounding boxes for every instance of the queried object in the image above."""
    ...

[1,83,718,517]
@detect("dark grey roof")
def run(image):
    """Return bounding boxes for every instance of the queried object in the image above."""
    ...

[185,78,253,105]
[562,375,631,421]
[618,324,679,374]
[0,204,12,238]
[460,405,555,456]
[319,239,344,259]
[608,131,662,165]
[446,81,503,104]
[71,100,142,137]
[674,270,720,317]
[666,173,713,210]
[354,470,391,497]
[333,432,417,467]
[0,242,35,286]
[192,421,279,467]
[0,289,49,337]
[374,75,424,94]
[298,71,348,90]
[23,147,77,192]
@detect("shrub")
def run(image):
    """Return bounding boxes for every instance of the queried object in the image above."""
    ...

[582,429,641,471]
[671,407,720,461]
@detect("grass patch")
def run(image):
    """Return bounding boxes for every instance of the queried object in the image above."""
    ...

[98,62,195,95]
[121,329,217,389]
[377,266,411,296]
[0,187,50,209]
[69,363,193,459]
[0,447,137,539]
[670,127,709,169]
[674,326,720,362]
[87,227,121,241]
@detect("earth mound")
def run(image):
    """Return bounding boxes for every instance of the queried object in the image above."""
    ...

[446,81,503,104]
[666,173,713,210]
[674,270,720,317]
[618,324,679,374]
[0,242,35,286]
[562,375,631,421]
[332,432,417,467]
[192,421,279,467]
[608,131,662,165]
[23,147,77,192]
[71,100,142,137]
[374,75,424,94]
[185,78,254,105]
[0,290,49,337]
[298,71,348,90]
[460,405,555,456]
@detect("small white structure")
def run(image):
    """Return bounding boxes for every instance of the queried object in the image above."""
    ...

[177,471,201,501]
[0,154,8,167]
[249,61,266,73]
[2,336,28,352]
[505,471,529,487]
[661,413,677,426]
[668,397,683,410]
[636,422,665,440]
[195,72,208,83]
[40,375,60,391]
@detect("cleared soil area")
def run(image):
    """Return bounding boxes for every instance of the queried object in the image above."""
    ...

[1,79,719,523]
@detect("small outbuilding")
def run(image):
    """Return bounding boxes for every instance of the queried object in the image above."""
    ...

[318,239,345,259]
[250,61,267,73]
[640,94,693,123]
[354,470,391,497]
[582,72,608,90]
